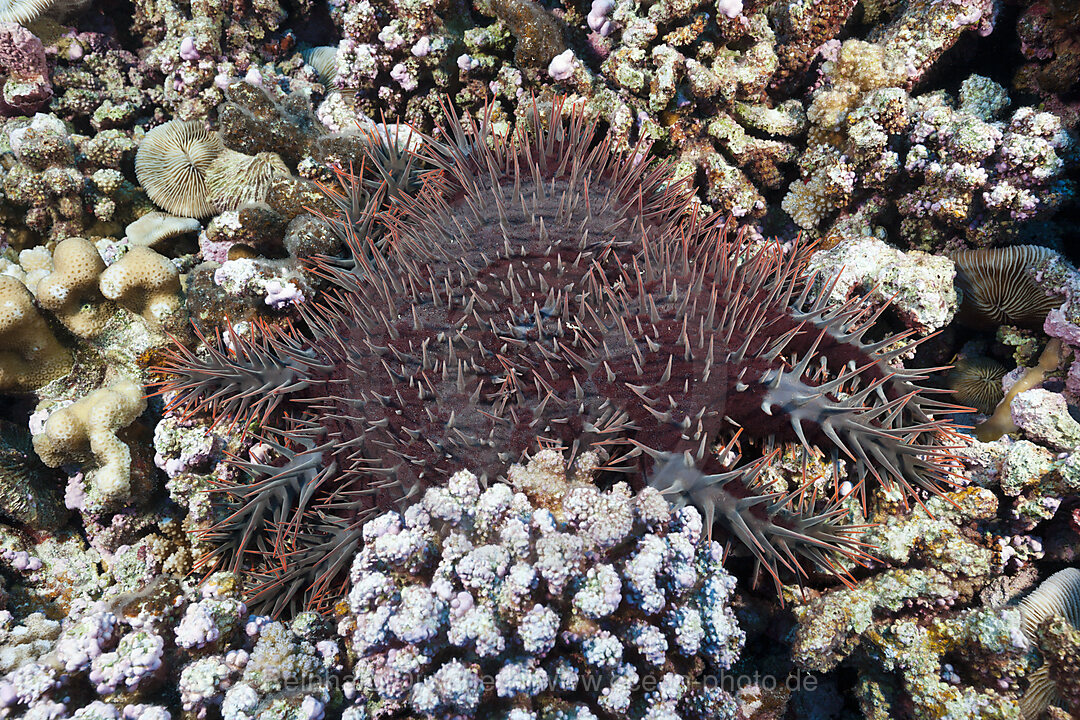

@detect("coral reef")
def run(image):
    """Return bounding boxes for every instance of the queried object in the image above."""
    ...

[0,572,341,719]
[806,235,958,333]
[787,68,1075,249]
[0,23,52,115]
[157,100,962,615]
[2,113,150,245]
[0,0,1077,717]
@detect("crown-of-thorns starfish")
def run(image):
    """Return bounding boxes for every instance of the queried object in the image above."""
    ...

[156,98,965,616]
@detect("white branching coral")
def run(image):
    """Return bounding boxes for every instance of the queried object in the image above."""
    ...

[338,449,745,720]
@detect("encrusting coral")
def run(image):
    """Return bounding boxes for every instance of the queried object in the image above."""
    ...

[805,235,958,334]
[157,99,964,615]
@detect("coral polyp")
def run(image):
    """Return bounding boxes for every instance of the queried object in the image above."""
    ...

[158,99,963,616]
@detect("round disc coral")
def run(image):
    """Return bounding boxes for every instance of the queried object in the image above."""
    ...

[953,245,1066,330]
[158,99,963,615]
[135,119,224,219]
[947,356,1008,415]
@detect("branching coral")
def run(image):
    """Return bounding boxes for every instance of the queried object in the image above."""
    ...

[2,114,150,244]
[50,38,154,132]
[339,449,744,720]
[157,99,963,615]
[0,573,339,719]
[787,66,1075,249]
[787,485,1031,720]
[130,0,290,118]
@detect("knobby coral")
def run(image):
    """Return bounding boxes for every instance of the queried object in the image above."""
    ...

[157,99,964,615]
[339,450,745,720]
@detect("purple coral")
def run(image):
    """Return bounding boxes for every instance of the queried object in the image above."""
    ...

[338,451,744,720]
[178,37,200,61]
[547,49,576,80]
[587,0,616,36]
[264,279,305,309]
[175,597,247,650]
[2,549,42,571]
[0,23,52,115]
[88,630,165,694]
[56,610,118,672]
[0,574,336,719]
[716,0,743,18]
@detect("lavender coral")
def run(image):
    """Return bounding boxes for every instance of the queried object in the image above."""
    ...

[338,449,744,720]
[0,22,52,115]
[0,573,339,720]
